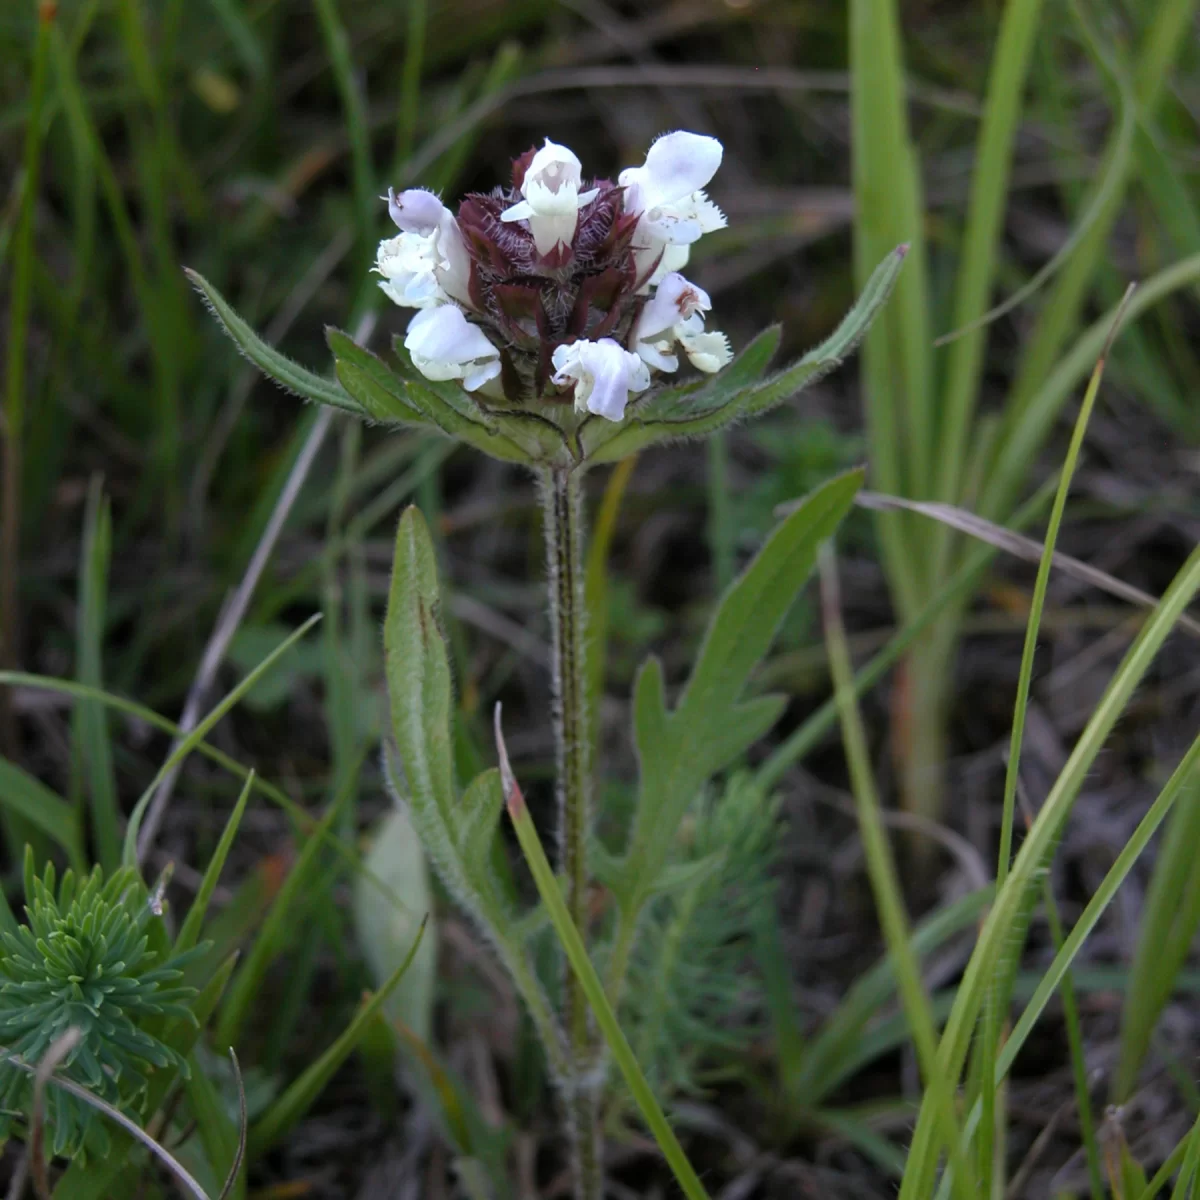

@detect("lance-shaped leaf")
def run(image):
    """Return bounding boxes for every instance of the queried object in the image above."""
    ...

[611,469,863,911]
[184,269,363,416]
[383,512,519,935]
[384,509,566,1073]
[583,248,906,464]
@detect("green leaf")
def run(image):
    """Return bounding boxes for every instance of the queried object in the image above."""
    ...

[184,269,363,416]
[386,507,459,852]
[247,918,428,1157]
[326,326,430,426]
[0,756,86,872]
[353,808,437,1047]
[583,254,903,464]
[383,509,566,1074]
[74,477,120,873]
[175,773,253,955]
[1115,740,1200,1103]
[616,469,862,909]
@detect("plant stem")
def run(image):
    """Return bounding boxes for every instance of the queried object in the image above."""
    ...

[541,464,600,1198]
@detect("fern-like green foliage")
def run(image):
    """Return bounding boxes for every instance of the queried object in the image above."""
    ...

[624,774,779,1102]
[0,849,200,1162]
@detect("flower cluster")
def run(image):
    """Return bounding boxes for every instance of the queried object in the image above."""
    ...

[0,855,198,1162]
[375,131,732,422]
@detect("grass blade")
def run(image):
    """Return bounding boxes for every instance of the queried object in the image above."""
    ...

[175,772,255,956]
[122,614,323,866]
[495,710,712,1200]
[820,546,974,1200]
[1,1,53,769]
[901,539,1200,1196]
[74,477,120,872]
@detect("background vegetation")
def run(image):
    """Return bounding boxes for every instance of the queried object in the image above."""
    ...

[3,0,1200,1195]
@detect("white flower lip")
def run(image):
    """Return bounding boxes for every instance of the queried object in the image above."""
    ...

[500,139,600,255]
[619,132,723,217]
[404,306,501,392]
[551,338,651,422]
[619,131,727,287]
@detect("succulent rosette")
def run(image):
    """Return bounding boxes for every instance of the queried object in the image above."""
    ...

[188,129,906,469]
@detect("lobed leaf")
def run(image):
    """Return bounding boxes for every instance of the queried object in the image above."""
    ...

[614,469,862,910]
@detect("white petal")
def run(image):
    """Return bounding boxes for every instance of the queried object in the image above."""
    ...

[619,131,723,213]
[500,199,535,222]
[639,241,691,290]
[634,272,711,343]
[463,358,503,392]
[636,339,679,373]
[385,187,448,234]
[404,305,499,386]
[375,230,446,309]
[434,213,473,307]
[524,140,583,196]
[406,305,496,362]
[509,147,596,253]
[552,338,649,421]
[679,329,732,374]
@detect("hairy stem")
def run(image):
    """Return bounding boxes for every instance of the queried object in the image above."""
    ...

[541,464,600,1198]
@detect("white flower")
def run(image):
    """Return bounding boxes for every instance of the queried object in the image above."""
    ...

[551,338,650,421]
[375,188,472,310]
[632,272,731,375]
[404,305,501,392]
[619,131,727,287]
[500,140,600,256]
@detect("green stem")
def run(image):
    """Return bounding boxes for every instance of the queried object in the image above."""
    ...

[541,465,599,1198]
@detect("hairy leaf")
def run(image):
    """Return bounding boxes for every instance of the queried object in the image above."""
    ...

[185,269,362,415]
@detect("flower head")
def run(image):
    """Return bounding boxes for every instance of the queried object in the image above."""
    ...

[375,131,731,420]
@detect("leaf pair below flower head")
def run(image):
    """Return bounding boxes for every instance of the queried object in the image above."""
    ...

[186,242,906,469]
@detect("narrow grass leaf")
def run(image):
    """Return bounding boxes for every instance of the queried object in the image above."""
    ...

[175,773,254,956]
[74,478,119,872]
[901,541,1200,1196]
[821,546,975,1200]
[216,760,361,1049]
[498,736,711,1200]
